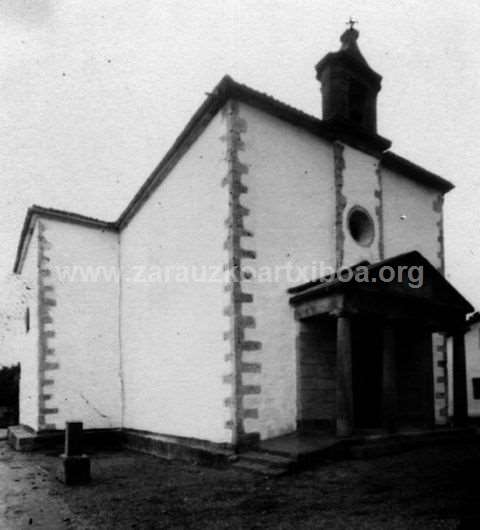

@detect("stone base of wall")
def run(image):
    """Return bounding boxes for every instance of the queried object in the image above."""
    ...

[122,429,234,467]
[8,424,479,474]
[7,425,123,452]
[7,425,235,468]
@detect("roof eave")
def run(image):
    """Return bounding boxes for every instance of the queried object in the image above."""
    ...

[289,251,473,314]
[13,205,117,274]
[116,75,235,229]
[381,151,454,193]
[116,76,453,227]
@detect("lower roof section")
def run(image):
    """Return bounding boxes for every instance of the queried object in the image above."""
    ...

[13,205,117,274]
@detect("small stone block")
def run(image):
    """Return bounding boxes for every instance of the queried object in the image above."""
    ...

[57,454,91,485]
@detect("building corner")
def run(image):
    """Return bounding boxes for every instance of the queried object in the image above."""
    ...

[221,100,262,449]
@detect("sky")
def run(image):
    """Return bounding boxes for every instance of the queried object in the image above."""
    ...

[0,0,479,355]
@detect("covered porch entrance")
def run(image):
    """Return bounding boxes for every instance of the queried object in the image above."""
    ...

[289,252,473,437]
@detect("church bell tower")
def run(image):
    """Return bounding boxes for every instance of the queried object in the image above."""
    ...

[315,25,382,135]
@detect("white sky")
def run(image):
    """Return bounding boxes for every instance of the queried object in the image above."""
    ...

[0,0,479,315]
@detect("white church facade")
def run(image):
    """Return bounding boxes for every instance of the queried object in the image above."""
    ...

[12,28,473,452]
[448,313,480,420]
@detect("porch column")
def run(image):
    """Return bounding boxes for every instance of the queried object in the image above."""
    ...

[382,321,397,432]
[336,312,354,437]
[452,329,468,426]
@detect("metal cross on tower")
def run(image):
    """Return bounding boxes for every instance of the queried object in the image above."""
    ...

[346,17,358,30]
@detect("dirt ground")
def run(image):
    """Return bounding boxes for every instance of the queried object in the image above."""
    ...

[1,440,480,529]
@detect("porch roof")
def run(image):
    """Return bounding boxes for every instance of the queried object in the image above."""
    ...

[288,251,473,331]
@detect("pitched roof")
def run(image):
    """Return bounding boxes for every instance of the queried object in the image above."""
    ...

[288,250,473,315]
[13,76,455,273]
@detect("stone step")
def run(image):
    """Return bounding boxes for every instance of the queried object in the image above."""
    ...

[240,451,294,468]
[232,459,287,477]
[259,437,345,462]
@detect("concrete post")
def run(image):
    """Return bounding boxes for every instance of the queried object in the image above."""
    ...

[336,313,354,437]
[57,422,91,485]
[65,421,83,457]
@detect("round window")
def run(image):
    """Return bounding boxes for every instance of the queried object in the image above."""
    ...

[347,207,375,247]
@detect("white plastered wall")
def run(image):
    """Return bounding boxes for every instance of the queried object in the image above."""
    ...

[120,110,231,443]
[39,219,121,430]
[341,145,381,267]
[382,166,447,424]
[382,168,442,266]
[238,103,336,440]
[465,323,480,417]
[18,222,40,431]
[448,323,480,418]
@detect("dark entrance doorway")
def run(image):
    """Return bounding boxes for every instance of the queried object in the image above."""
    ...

[352,317,383,429]
[297,317,337,432]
